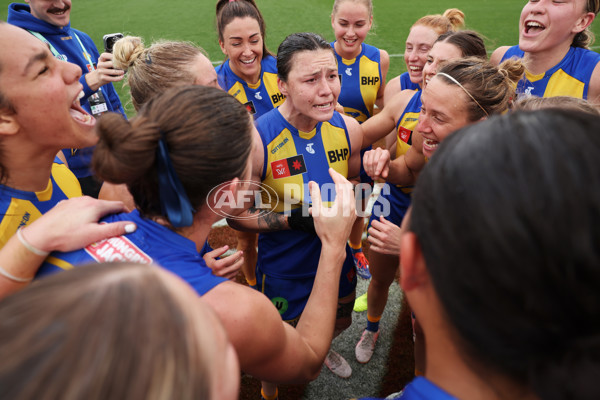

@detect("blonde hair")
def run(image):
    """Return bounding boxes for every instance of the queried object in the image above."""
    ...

[112,36,208,111]
[332,0,373,18]
[412,8,465,36]
[0,263,216,400]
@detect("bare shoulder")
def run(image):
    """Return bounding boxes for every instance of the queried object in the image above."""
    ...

[587,62,600,106]
[490,46,511,66]
[384,75,402,105]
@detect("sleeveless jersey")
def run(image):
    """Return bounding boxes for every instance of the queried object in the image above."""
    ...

[400,71,421,91]
[0,161,81,248]
[500,45,600,99]
[216,54,284,120]
[395,90,422,194]
[256,108,354,278]
[38,210,226,296]
[332,42,383,123]
[369,90,421,229]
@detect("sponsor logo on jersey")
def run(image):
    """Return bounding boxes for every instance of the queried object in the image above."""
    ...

[271,137,289,155]
[271,154,307,179]
[85,236,153,264]
[243,100,256,115]
[524,86,534,95]
[271,93,285,104]
[306,143,315,154]
[398,127,412,144]
[361,76,380,85]
[254,92,263,100]
[328,148,349,163]
[272,297,289,314]
[18,212,31,228]
[345,67,353,76]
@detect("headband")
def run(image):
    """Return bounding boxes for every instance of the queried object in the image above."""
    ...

[436,72,489,117]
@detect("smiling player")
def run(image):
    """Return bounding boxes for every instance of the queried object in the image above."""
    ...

[491,0,600,102]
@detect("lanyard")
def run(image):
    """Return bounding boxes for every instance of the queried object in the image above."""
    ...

[72,32,96,71]
[27,30,65,60]
[27,30,102,94]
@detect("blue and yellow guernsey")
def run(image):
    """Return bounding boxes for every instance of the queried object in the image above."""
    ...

[332,42,383,123]
[216,54,285,120]
[500,45,600,99]
[38,210,227,296]
[400,71,421,91]
[395,90,422,175]
[0,161,81,248]
[369,90,422,229]
[256,108,354,278]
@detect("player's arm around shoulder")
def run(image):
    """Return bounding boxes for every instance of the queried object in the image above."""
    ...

[490,46,511,66]
[361,88,415,148]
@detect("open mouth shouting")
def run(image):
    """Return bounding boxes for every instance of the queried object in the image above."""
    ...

[523,20,546,36]
[70,91,95,127]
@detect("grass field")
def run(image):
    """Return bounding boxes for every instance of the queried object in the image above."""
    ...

[3,0,599,113]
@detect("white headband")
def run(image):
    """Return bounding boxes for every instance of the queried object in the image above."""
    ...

[436,72,489,117]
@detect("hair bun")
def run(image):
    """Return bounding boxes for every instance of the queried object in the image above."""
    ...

[112,36,146,71]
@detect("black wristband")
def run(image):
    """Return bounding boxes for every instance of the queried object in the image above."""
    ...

[287,210,316,234]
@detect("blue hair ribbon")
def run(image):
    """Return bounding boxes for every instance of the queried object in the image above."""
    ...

[156,131,195,227]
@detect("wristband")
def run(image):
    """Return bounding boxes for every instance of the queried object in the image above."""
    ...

[0,265,33,283]
[287,210,316,235]
[17,227,50,257]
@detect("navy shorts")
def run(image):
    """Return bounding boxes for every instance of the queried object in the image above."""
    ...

[256,249,357,321]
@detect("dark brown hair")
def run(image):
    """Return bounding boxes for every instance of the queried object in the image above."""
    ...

[276,32,335,82]
[92,85,253,223]
[0,263,214,400]
[216,0,271,58]
[436,30,487,60]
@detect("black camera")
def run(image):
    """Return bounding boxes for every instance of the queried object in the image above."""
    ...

[103,33,124,53]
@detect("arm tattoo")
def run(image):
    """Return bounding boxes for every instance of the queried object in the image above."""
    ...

[247,206,288,231]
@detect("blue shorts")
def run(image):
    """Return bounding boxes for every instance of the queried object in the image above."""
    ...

[368,183,412,229]
[256,249,357,321]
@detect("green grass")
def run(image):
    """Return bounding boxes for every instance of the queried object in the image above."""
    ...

[2,0,599,114]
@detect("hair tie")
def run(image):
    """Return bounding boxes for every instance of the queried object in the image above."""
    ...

[436,72,489,117]
[155,131,195,227]
[145,52,152,65]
